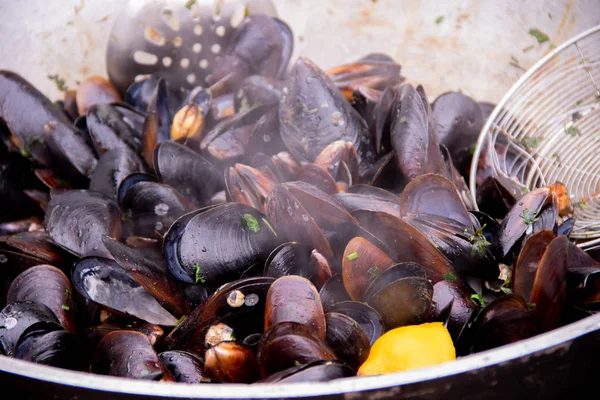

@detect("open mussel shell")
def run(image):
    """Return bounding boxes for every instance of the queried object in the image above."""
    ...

[225,163,277,213]
[205,341,259,383]
[86,322,164,346]
[92,330,171,380]
[432,280,477,351]
[76,75,122,116]
[89,148,145,200]
[265,184,333,259]
[333,192,399,216]
[7,265,75,333]
[164,203,280,285]
[512,230,557,300]
[164,277,274,356]
[498,187,554,259]
[432,91,484,176]
[85,104,139,155]
[0,301,60,356]
[352,210,454,282]
[390,84,445,185]
[293,164,339,195]
[257,322,336,378]
[314,140,360,187]
[44,190,121,258]
[142,78,171,168]
[159,350,209,384]
[364,262,433,330]
[259,359,353,383]
[153,141,222,207]
[103,236,188,317]
[264,242,313,281]
[235,76,285,111]
[342,236,395,301]
[476,175,525,220]
[71,256,178,326]
[399,174,474,229]
[118,174,194,237]
[325,301,384,345]
[279,57,375,172]
[24,330,87,371]
[470,294,538,353]
[319,274,351,309]
[325,312,370,371]
[245,107,287,157]
[265,276,326,339]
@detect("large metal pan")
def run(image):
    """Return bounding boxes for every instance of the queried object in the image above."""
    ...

[1,1,600,399]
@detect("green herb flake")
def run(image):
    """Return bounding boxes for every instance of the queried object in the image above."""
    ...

[595,94,600,102]
[19,147,30,158]
[368,266,381,279]
[467,224,491,257]
[468,144,476,155]
[61,304,70,311]
[65,288,72,297]
[262,217,277,237]
[527,303,537,311]
[307,108,319,114]
[442,273,457,282]
[549,43,557,50]
[185,0,196,9]
[194,263,206,284]
[529,28,550,44]
[242,213,260,233]
[48,74,68,92]
[470,294,486,308]
[294,361,302,367]
[522,45,535,53]
[230,330,236,341]
[520,136,542,150]
[500,278,512,294]
[574,201,590,210]
[565,126,581,137]
[175,315,186,327]
[347,252,359,261]
[435,16,444,24]
[524,186,530,193]
[519,208,540,225]
[548,12,552,19]
[399,116,407,124]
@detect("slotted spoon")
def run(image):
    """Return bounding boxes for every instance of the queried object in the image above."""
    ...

[470,24,600,249]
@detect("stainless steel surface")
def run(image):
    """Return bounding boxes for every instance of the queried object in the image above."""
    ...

[470,25,600,249]
[106,0,277,93]
[1,0,600,399]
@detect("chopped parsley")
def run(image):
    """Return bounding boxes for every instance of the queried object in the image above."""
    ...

[175,315,186,328]
[399,116,407,124]
[470,294,486,308]
[307,108,319,114]
[48,74,68,92]
[565,126,581,137]
[194,263,206,284]
[347,252,359,261]
[442,273,457,282]
[262,217,277,237]
[61,304,70,311]
[520,136,541,150]
[65,288,72,297]
[242,213,260,232]
[294,361,302,367]
[185,0,196,9]
[519,208,539,225]
[500,278,512,294]
[435,16,444,24]
[469,144,476,155]
[529,28,549,44]
[467,224,491,257]
[368,266,381,280]
[574,201,590,210]
[527,303,536,311]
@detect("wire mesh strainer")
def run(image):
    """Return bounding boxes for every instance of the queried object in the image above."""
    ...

[470,24,600,249]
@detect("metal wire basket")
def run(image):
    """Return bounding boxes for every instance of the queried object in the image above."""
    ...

[470,24,600,249]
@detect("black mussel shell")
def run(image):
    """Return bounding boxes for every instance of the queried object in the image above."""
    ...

[13,320,64,360]
[259,359,353,383]
[0,153,45,223]
[264,275,326,339]
[7,265,75,333]
[89,147,146,200]
[325,301,384,345]
[85,104,139,155]
[71,256,178,326]
[44,190,121,258]
[319,274,351,309]
[92,330,170,380]
[512,230,557,301]
[432,280,477,351]
[25,330,87,371]
[325,312,370,371]
[235,75,285,111]
[164,203,280,285]
[0,301,59,356]
[293,164,338,195]
[159,350,209,384]
[313,140,360,187]
[164,277,274,356]
[264,242,312,280]
[225,163,277,213]
[279,57,375,172]
[257,322,336,378]
[86,322,164,346]
[364,262,433,329]
[476,175,525,220]
[333,192,399,216]
[142,78,171,168]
